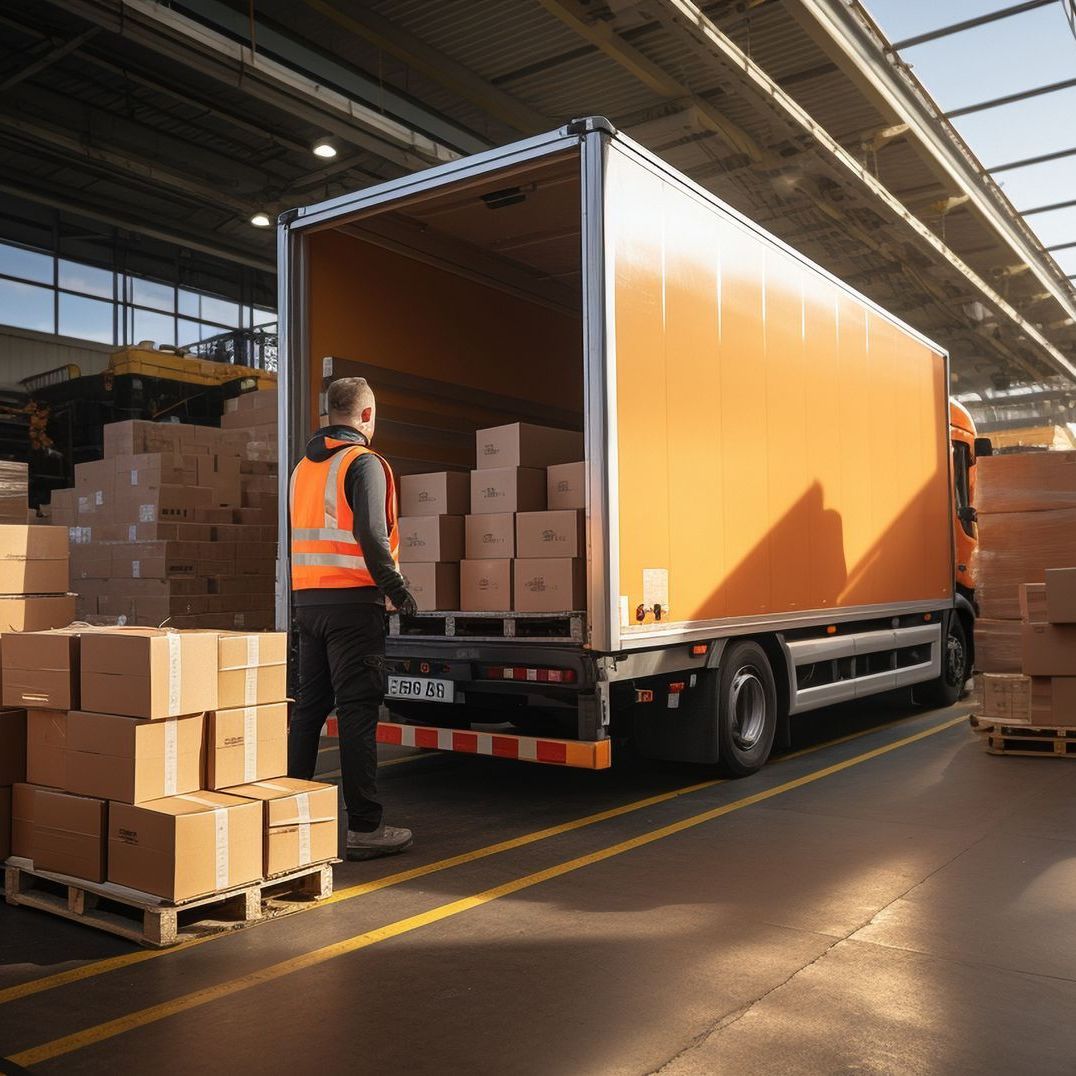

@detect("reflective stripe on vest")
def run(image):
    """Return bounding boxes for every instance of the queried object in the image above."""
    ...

[289,440,399,591]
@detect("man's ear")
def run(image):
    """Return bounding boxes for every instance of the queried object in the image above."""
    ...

[361,407,373,423]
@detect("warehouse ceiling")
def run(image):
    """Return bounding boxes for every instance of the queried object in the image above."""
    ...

[2,0,1075,422]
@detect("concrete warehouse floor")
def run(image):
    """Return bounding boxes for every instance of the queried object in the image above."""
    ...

[1,697,1074,1074]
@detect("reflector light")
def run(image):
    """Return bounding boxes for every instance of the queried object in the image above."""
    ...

[690,644,708,656]
[483,666,577,684]
[826,625,837,635]
[635,689,654,703]
[668,681,686,694]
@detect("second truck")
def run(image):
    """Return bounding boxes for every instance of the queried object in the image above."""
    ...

[277,118,985,774]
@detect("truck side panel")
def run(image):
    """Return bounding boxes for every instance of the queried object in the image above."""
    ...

[606,143,952,645]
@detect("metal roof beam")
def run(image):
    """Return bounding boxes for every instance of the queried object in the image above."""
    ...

[300,0,549,136]
[537,0,771,164]
[990,145,1076,173]
[890,0,1054,50]
[0,26,98,92]
[1024,197,1076,216]
[44,0,459,172]
[947,76,1076,119]
[652,0,1076,381]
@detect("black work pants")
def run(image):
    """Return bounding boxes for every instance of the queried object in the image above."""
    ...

[288,603,386,832]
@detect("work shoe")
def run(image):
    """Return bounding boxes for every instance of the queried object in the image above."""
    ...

[346,824,413,861]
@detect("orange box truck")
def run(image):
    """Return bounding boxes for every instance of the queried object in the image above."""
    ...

[278,118,983,774]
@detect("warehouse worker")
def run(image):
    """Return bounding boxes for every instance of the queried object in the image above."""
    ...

[288,376,417,861]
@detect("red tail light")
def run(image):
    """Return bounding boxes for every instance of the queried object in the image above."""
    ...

[483,666,577,684]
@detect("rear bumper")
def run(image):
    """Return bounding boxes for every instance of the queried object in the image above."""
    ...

[324,716,612,769]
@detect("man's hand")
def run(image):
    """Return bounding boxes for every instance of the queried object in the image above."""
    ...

[394,589,418,618]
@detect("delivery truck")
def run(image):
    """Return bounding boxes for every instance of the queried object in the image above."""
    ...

[277,117,983,774]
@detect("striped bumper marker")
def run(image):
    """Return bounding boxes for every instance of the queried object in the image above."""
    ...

[324,717,611,769]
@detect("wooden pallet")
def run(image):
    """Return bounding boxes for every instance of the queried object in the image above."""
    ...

[389,609,584,643]
[4,857,335,948]
[970,718,1076,758]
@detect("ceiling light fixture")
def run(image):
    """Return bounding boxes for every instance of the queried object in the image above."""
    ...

[250,212,271,227]
[312,139,337,159]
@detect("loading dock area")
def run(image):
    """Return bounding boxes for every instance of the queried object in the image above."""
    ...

[3,698,1072,1073]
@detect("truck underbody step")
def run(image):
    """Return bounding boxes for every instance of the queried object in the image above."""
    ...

[324,717,610,769]
[389,610,585,643]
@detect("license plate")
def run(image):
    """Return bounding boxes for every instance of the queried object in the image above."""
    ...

[386,675,455,703]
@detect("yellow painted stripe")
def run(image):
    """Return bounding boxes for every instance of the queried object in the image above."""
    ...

[0,709,937,1008]
[6,715,963,1067]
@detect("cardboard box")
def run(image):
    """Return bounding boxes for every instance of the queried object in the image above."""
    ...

[218,663,287,709]
[546,461,586,510]
[0,460,27,522]
[0,596,76,632]
[459,559,512,612]
[1019,583,1048,625]
[2,628,85,710]
[470,467,546,515]
[1021,623,1076,677]
[64,710,205,803]
[103,419,183,457]
[11,784,107,881]
[1044,568,1076,623]
[26,709,66,788]
[465,513,515,560]
[112,485,212,524]
[223,777,337,875]
[975,619,1021,674]
[0,707,26,785]
[1030,677,1076,728]
[975,673,1032,724]
[111,541,198,580]
[108,791,262,901]
[206,703,288,789]
[215,631,287,669]
[399,472,470,517]
[398,515,465,563]
[113,453,197,490]
[402,562,459,611]
[975,451,1076,515]
[0,558,68,594]
[513,558,585,613]
[80,628,219,718]
[475,423,583,471]
[0,785,9,860]
[515,510,584,559]
[0,524,68,561]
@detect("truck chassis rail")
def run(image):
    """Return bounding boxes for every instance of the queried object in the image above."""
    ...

[389,609,585,643]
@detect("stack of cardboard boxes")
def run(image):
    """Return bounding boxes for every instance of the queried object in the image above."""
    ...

[2,627,336,903]
[398,423,585,613]
[57,397,278,630]
[977,568,1076,727]
[0,459,74,632]
[973,451,1076,672]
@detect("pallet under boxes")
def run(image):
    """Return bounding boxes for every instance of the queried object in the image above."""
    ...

[4,857,335,947]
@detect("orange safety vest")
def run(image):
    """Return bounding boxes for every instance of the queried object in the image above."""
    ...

[289,438,400,590]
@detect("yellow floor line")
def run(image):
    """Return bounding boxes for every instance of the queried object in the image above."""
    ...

[6,715,964,1067]
[0,709,938,1008]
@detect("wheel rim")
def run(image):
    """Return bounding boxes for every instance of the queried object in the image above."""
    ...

[729,666,766,750]
[945,629,966,688]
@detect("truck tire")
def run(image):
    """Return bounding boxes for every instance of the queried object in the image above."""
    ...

[917,615,968,710]
[716,641,777,777]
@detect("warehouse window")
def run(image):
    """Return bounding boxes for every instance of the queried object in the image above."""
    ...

[0,239,275,354]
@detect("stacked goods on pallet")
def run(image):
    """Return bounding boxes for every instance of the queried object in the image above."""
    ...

[0,708,27,860]
[396,422,585,614]
[0,461,74,631]
[972,450,1076,673]
[398,471,469,611]
[465,423,583,613]
[2,627,336,906]
[62,403,278,631]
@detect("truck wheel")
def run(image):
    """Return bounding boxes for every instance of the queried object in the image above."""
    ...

[716,641,777,776]
[917,615,968,710]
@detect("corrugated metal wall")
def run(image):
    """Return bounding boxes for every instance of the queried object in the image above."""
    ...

[0,328,111,384]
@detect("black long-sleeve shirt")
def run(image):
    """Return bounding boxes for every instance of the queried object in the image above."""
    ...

[290,425,410,608]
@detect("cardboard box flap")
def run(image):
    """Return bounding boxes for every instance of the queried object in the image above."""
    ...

[34,789,106,839]
[226,778,337,827]
[216,631,287,669]
[137,790,253,817]
[2,628,82,672]
[0,524,69,560]
[81,627,218,676]
[209,703,288,749]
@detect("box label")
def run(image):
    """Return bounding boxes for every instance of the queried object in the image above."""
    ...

[167,633,181,715]
[164,718,178,796]
[131,469,139,486]
[243,706,257,782]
